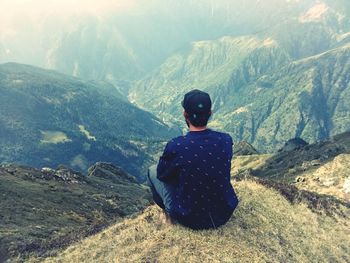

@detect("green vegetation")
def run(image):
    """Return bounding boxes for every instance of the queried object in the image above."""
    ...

[0,63,176,180]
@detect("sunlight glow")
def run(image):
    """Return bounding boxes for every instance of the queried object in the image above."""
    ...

[1,0,135,16]
[0,0,136,38]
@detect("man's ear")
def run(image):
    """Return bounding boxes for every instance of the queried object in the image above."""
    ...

[183,111,189,118]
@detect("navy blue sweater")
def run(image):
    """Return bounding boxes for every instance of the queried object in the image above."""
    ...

[157,129,239,229]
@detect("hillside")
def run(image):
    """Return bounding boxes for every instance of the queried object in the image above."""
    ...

[28,180,350,263]
[297,154,350,200]
[0,63,176,179]
[229,132,350,203]
[222,43,350,152]
[0,162,152,262]
[1,133,349,262]
[20,133,350,263]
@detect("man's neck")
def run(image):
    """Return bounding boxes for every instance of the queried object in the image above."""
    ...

[189,125,207,132]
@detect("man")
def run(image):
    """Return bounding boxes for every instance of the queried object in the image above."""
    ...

[147,89,238,230]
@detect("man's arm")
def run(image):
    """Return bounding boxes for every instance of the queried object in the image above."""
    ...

[224,134,234,172]
[226,135,233,160]
[157,142,179,183]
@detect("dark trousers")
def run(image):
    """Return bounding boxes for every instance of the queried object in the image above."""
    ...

[147,165,176,214]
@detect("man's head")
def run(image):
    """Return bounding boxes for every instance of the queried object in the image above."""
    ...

[181,89,212,128]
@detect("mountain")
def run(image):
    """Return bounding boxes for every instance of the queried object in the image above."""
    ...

[129,36,290,126]
[0,162,152,261]
[0,63,176,179]
[222,42,350,152]
[3,0,348,87]
[269,1,350,59]
[42,0,312,78]
[130,1,350,152]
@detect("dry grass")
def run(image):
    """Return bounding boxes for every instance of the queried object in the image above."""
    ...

[231,154,272,176]
[29,180,350,263]
[40,131,72,144]
[296,154,350,201]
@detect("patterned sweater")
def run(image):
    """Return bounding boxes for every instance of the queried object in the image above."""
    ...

[157,129,239,229]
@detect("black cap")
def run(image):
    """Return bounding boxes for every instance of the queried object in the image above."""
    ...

[181,89,212,114]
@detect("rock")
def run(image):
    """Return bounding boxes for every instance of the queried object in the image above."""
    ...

[41,167,55,173]
[301,161,310,171]
[310,160,322,166]
[322,178,336,187]
[41,165,84,183]
[296,176,306,183]
[343,178,350,194]
[3,164,84,183]
[88,162,137,183]
[279,138,309,153]
[56,165,84,180]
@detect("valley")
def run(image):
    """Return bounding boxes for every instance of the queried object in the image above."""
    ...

[0,63,176,180]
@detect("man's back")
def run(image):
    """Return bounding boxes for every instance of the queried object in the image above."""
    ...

[157,129,239,229]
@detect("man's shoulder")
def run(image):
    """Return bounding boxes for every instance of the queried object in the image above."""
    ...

[166,135,188,147]
[209,130,233,141]
[166,130,232,146]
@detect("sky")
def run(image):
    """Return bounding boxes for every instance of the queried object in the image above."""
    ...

[0,0,136,38]
[0,0,135,17]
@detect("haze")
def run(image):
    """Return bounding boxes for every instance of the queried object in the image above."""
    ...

[0,0,337,78]
[1,0,135,17]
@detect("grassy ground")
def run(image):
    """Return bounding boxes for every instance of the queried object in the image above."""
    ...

[29,179,350,263]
